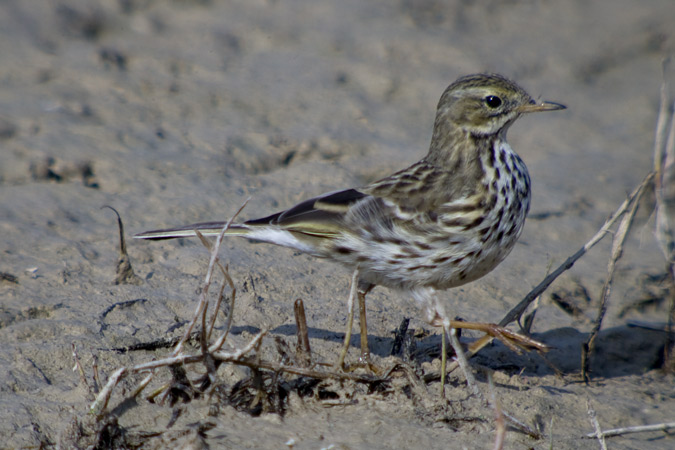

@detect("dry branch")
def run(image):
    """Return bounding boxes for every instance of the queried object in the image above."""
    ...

[654,59,675,263]
[89,196,387,418]
[653,60,675,371]
[488,372,506,450]
[91,200,249,415]
[451,171,656,364]
[585,421,675,439]
[102,205,142,286]
[582,175,650,381]
[587,399,608,450]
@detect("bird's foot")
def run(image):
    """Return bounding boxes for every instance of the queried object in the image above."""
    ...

[334,350,382,375]
[446,320,549,353]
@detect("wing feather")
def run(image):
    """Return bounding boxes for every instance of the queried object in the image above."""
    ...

[244,188,369,238]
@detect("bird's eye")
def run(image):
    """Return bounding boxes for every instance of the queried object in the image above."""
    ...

[485,95,502,108]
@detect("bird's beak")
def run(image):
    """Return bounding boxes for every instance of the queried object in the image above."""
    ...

[517,101,566,113]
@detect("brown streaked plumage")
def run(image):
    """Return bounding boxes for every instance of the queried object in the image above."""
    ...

[135,73,565,367]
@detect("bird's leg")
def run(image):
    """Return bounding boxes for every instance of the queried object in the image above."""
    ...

[441,324,447,397]
[435,311,482,398]
[357,281,375,368]
[335,269,360,370]
[414,287,455,394]
[418,288,548,395]
[444,322,481,398]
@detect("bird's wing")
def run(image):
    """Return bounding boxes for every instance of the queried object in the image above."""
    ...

[245,161,458,240]
[244,188,370,237]
[362,161,451,215]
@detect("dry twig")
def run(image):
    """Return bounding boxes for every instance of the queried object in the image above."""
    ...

[488,372,506,450]
[582,176,649,381]
[91,200,250,415]
[90,197,386,417]
[102,205,142,286]
[585,421,675,439]
[71,344,94,400]
[172,198,249,357]
[652,60,675,370]
[453,172,656,363]
[294,298,313,367]
[587,399,608,450]
[653,59,675,263]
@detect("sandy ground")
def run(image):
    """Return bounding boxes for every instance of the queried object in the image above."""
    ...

[1,0,674,448]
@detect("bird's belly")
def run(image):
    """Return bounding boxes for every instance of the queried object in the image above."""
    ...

[340,197,529,291]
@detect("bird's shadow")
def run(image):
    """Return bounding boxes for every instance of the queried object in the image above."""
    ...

[470,324,667,379]
[231,322,667,380]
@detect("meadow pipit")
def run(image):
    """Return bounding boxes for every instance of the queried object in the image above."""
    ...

[136,73,565,368]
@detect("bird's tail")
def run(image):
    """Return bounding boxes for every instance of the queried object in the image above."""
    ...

[134,221,250,240]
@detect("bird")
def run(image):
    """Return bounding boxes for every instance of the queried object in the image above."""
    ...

[135,73,565,369]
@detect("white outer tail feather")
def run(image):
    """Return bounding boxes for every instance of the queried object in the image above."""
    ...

[134,222,319,255]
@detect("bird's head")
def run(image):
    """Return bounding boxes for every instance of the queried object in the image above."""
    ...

[434,73,565,138]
